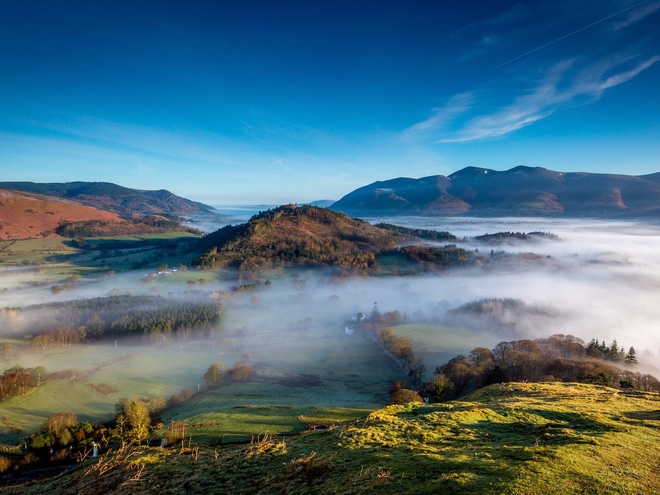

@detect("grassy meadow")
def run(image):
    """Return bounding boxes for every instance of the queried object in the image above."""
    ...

[391,323,499,379]
[0,327,402,442]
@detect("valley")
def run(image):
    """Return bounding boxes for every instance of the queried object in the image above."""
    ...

[1,202,659,492]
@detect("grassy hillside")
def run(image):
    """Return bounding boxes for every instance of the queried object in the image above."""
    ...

[4,382,659,494]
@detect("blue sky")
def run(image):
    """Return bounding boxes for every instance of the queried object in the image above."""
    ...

[1,0,659,205]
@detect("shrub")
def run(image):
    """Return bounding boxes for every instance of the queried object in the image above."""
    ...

[0,456,14,474]
[228,361,255,382]
[388,388,424,405]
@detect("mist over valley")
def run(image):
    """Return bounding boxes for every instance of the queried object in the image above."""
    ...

[2,198,660,491]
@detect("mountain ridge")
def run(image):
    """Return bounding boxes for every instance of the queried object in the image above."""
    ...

[0,182,214,239]
[0,181,213,220]
[331,166,660,218]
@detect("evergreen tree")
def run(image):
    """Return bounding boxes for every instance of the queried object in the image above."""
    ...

[609,340,621,362]
[625,346,638,366]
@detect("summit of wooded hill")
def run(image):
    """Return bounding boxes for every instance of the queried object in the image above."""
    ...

[330,165,660,218]
[195,204,409,270]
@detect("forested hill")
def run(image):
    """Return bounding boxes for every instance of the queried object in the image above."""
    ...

[0,181,213,219]
[195,204,407,269]
[330,165,660,218]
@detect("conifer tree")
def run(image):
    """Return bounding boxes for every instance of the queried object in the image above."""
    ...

[625,346,638,366]
[609,339,621,362]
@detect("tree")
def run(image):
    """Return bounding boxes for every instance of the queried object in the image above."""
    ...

[44,412,78,438]
[407,356,426,387]
[437,356,475,397]
[204,362,225,386]
[469,347,495,367]
[227,361,255,382]
[392,336,413,362]
[426,374,453,402]
[31,366,46,387]
[115,399,151,443]
[31,334,52,351]
[624,347,638,366]
[609,340,621,362]
[32,412,79,447]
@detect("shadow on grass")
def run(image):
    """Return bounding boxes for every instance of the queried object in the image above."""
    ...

[623,410,660,421]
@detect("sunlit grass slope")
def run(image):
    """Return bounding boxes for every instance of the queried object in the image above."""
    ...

[7,382,660,494]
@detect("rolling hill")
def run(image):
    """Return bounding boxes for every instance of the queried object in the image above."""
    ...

[0,181,213,220]
[4,382,660,494]
[194,204,407,269]
[0,182,214,240]
[331,166,660,218]
[0,189,127,240]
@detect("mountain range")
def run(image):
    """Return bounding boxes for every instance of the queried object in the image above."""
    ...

[330,166,660,218]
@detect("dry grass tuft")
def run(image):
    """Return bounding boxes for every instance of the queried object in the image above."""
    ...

[83,442,147,489]
[284,451,333,484]
[242,433,287,458]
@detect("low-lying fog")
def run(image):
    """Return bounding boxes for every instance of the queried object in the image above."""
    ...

[3,216,660,370]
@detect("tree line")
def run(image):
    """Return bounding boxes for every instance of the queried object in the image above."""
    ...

[375,223,458,242]
[427,334,657,402]
[1,295,224,346]
[55,216,200,238]
[0,366,45,402]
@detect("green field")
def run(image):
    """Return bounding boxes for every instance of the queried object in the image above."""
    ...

[0,232,200,274]
[0,380,117,443]
[161,382,376,443]
[390,323,499,379]
[0,314,405,444]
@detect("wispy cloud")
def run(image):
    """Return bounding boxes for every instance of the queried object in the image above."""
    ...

[613,0,660,30]
[264,158,291,172]
[403,93,474,140]
[407,54,660,143]
[496,1,656,69]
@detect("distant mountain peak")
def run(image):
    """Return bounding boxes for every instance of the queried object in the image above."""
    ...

[332,165,660,219]
[448,166,494,179]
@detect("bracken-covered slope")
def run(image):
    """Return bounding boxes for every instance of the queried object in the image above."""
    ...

[195,204,406,269]
[6,382,660,494]
[0,181,213,220]
[0,189,126,240]
[331,165,660,218]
